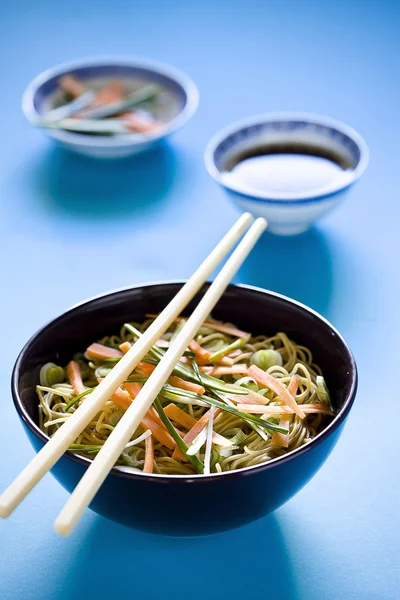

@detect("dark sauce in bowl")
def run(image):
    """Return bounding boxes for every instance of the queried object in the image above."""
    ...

[223,142,354,196]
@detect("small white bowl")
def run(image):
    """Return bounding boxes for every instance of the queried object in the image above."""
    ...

[22,56,199,159]
[205,113,368,235]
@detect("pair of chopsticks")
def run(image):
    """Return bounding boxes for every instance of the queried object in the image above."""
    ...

[0,212,266,535]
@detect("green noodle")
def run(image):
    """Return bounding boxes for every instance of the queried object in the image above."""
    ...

[37,316,332,475]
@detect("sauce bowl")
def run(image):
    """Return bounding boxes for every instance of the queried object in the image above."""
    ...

[205,113,368,235]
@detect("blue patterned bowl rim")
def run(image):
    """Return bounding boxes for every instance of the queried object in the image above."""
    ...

[22,55,199,148]
[204,112,369,203]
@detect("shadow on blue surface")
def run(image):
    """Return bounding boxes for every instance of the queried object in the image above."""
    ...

[237,229,333,318]
[28,144,177,220]
[60,513,297,600]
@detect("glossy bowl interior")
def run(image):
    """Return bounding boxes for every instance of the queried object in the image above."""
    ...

[22,57,199,158]
[12,282,357,535]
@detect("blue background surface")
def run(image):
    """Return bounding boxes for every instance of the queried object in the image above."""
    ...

[0,1,399,598]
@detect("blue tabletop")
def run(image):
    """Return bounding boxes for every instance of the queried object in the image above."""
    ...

[1,1,399,598]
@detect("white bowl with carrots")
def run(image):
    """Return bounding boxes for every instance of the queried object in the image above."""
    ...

[22,56,199,159]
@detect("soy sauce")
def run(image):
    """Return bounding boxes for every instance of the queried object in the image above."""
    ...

[223,143,353,195]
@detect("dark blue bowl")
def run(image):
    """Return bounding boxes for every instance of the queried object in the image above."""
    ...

[12,282,357,535]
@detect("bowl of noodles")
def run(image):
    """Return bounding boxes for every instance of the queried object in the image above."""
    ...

[12,282,357,535]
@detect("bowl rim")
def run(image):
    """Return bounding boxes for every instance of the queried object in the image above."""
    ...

[12,280,358,483]
[204,111,369,204]
[22,55,199,148]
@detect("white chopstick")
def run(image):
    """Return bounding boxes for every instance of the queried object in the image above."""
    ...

[0,212,253,519]
[55,217,267,536]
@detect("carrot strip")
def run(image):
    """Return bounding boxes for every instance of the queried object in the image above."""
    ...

[172,409,222,462]
[248,365,306,419]
[147,406,169,431]
[168,375,205,395]
[123,381,142,398]
[135,362,156,376]
[227,349,243,359]
[188,340,212,365]
[109,387,132,411]
[123,111,159,133]
[141,416,176,450]
[164,404,197,430]
[236,403,334,416]
[119,341,132,354]
[143,434,154,473]
[92,80,124,107]
[97,378,176,450]
[188,340,232,366]
[67,361,86,396]
[59,74,86,98]
[227,390,268,406]
[86,343,123,360]
[271,376,299,448]
[146,315,249,338]
[123,382,167,431]
[200,364,249,376]
[164,404,231,447]
[202,321,249,339]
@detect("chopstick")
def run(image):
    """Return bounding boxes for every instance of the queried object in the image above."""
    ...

[0,212,254,519]
[54,217,267,535]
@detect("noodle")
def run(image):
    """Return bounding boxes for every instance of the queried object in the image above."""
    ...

[37,316,333,475]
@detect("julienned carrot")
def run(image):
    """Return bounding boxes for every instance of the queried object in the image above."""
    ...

[227,349,243,359]
[188,340,212,365]
[67,361,86,397]
[248,365,306,419]
[108,385,132,411]
[123,382,167,432]
[92,80,124,107]
[123,111,159,133]
[164,404,197,430]
[136,362,156,376]
[164,404,232,448]
[202,320,249,339]
[236,403,334,416]
[200,364,249,376]
[140,416,176,450]
[123,381,142,398]
[86,343,123,360]
[172,408,222,462]
[97,379,163,430]
[59,74,86,98]
[143,435,154,473]
[227,389,267,406]
[188,340,232,366]
[119,341,132,354]
[271,376,299,448]
[168,376,205,395]
[147,406,169,431]
[101,379,176,450]
[146,315,250,338]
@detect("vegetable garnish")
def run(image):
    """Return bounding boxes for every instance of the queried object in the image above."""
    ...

[271,376,299,448]
[79,84,160,120]
[248,365,306,419]
[33,75,164,137]
[66,361,86,397]
[154,399,204,473]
